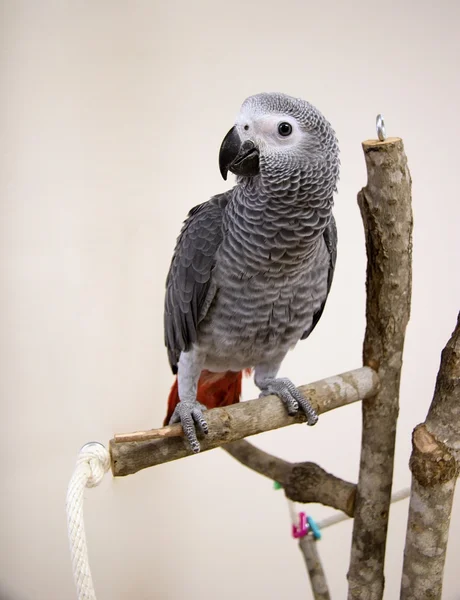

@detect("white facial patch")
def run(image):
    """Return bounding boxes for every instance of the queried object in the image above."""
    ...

[235,108,304,152]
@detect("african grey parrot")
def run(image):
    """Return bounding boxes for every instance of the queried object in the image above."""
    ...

[164,92,340,452]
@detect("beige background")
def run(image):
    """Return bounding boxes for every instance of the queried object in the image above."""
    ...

[1,1,460,599]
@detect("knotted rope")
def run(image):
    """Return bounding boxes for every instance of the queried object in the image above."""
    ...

[66,442,110,600]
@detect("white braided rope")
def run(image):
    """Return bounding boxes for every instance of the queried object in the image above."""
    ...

[66,442,111,600]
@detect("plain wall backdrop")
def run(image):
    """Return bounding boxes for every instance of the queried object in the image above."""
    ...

[1,1,460,598]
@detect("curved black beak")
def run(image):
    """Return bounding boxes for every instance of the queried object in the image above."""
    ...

[219,126,260,181]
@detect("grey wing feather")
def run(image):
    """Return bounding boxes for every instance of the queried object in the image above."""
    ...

[164,192,230,373]
[301,214,337,340]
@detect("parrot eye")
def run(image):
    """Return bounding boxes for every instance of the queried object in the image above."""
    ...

[278,122,292,137]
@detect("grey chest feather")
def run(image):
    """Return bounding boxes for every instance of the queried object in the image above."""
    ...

[196,238,330,371]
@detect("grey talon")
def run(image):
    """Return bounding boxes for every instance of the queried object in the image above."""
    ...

[260,377,318,425]
[169,401,208,453]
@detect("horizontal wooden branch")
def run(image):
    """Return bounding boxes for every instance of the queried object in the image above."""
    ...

[110,366,379,477]
[285,461,356,517]
[224,439,356,516]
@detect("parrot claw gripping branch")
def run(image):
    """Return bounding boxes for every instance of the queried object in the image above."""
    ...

[66,98,460,600]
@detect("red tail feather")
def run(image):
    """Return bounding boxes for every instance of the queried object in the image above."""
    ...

[164,370,250,426]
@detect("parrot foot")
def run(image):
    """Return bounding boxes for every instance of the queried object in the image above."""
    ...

[260,378,318,426]
[168,401,208,453]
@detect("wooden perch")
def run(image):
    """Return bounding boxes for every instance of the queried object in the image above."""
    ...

[110,366,379,477]
[400,313,460,599]
[286,461,356,516]
[347,137,413,600]
[299,536,331,600]
[224,439,356,515]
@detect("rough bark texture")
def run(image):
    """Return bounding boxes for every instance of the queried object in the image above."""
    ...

[285,461,356,517]
[347,137,413,600]
[401,314,460,599]
[110,366,379,476]
[224,439,356,515]
[298,536,331,600]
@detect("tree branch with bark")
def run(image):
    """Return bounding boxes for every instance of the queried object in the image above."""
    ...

[224,439,356,516]
[347,137,413,600]
[110,366,379,477]
[400,313,460,599]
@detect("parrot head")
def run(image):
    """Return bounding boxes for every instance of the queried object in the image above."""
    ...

[219,92,339,195]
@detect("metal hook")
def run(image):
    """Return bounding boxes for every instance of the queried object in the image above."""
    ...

[376,114,386,141]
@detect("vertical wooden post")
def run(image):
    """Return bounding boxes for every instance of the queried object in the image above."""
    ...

[347,137,413,599]
[401,314,460,599]
[299,536,331,600]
